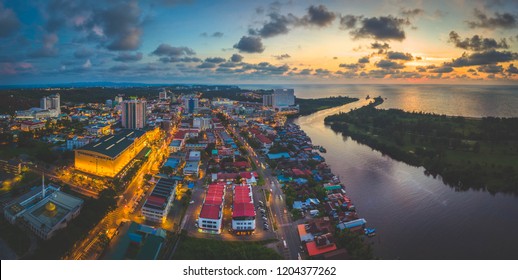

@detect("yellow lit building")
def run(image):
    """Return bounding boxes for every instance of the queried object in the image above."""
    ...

[74,129,147,177]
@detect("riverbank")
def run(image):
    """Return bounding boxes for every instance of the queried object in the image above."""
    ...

[324,99,518,194]
[294,96,359,116]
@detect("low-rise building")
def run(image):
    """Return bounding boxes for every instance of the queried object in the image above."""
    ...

[3,182,83,240]
[20,120,46,131]
[103,221,166,260]
[198,183,225,233]
[141,178,177,223]
[0,159,22,175]
[231,184,255,234]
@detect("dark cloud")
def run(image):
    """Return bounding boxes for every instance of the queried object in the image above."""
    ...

[430,66,454,73]
[300,5,336,27]
[256,7,265,14]
[508,64,518,74]
[343,15,409,41]
[29,33,59,58]
[158,56,201,63]
[99,1,143,51]
[339,15,358,30]
[274,54,291,60]
[400,8,424,18]
[113,52,143,62]
[250,12,296,38]
[339,63,364,70]
[205,57,226,64]
[375,59,405,69]
[110,64,130,72]
[242,62,289,75]
[387,51,413,60]
[358,56,370,63]
[299,68,312,75]
[0,3,20,37]
[371,42,391,53]
[151,44,195,57]
[467,8,517,29]
[477,64,503,73]
[233,36,265,53]
[230,53,243,62]
[448,31,509,51]
[73,48,94,59]
[197,62,217,69]
[448,50,518,67]
[154,0,194,6]
[218,62,238,68]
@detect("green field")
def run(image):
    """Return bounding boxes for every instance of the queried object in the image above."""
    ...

[173,235,282,260]
[325,101,518,194]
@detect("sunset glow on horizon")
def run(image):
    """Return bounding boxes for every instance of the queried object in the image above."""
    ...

[0,0,517,85]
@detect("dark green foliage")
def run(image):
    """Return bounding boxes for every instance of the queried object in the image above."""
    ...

[325,98,518,194]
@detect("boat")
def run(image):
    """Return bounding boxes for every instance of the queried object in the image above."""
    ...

[364,228,376,237]
[319,146,327,153]
[366,95,370,100]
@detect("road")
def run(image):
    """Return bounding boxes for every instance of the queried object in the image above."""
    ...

[66,141,168,260]
[229,125,300,259]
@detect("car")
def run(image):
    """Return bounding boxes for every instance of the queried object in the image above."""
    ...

[262,217,268,221]
[189,200,195,204]
[263,227,269,231]
[260,209,266,213]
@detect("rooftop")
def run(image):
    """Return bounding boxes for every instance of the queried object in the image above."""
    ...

[77,129,145,158]
[199,204,221,220]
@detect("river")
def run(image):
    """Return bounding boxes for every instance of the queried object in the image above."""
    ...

[294,99,518,259]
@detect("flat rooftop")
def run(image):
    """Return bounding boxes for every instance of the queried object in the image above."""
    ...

[77,129,145,158]
[199,204,221,220]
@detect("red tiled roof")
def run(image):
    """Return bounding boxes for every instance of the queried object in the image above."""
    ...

[256,134,272,144]
[232,203,255,218]
[305,241,337,257]
[199,204,221,220]
[146,195,166,206]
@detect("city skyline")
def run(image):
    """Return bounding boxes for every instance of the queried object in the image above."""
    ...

[0,0,518,85]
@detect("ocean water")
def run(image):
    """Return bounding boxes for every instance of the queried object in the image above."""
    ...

[240,84,518,118]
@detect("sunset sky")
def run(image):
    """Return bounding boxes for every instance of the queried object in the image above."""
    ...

[0,0,517,85]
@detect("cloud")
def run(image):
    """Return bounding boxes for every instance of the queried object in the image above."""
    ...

[99,1,143,50]
[205,57,226,63]
[507,64,518,74]
[113,52,143,62]
[151,44,195,57]
[249,12,296,38]
[429,66,454,73]
[358,56,370,63]
[400,8,424,18]
[82,59,92,69]
[151,44,198,63]
[339,63,365,70]
[242,62,289,75]
[375,59,405,69]
[0,62,33,75]
[343,15,409,41]
[233,36,265,53]
[0,3,20,37]
[274,54,291,60]
[387,51,413,60]
[201,31,224,38]
[448,50,517,67]
[448,31,509,51]
[29,33,59,58]
[477,64,503,73]
[339,15,358,30]
[467,8,517,29]
[299,68,312,75]
[197,62,217,69]
[230,54,243,62]
[73,48,94,59]
[371,41,391,53]
[300,5,336,27]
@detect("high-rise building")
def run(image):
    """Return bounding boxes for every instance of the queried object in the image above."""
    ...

[114,95,124,105]
[262,89,295,109]
[159,90,168,100]
[262,94,273,107]
[272,89,295,108]
[184,97,198,114]
[121,99,147,129]
[40,97,49,110]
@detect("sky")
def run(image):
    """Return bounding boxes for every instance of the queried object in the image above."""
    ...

[0,0,517,85]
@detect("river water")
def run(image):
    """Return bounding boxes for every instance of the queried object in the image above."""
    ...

[285,84,518,259]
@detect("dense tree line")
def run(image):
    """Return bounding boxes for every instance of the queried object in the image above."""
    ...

[324,99,518,194]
